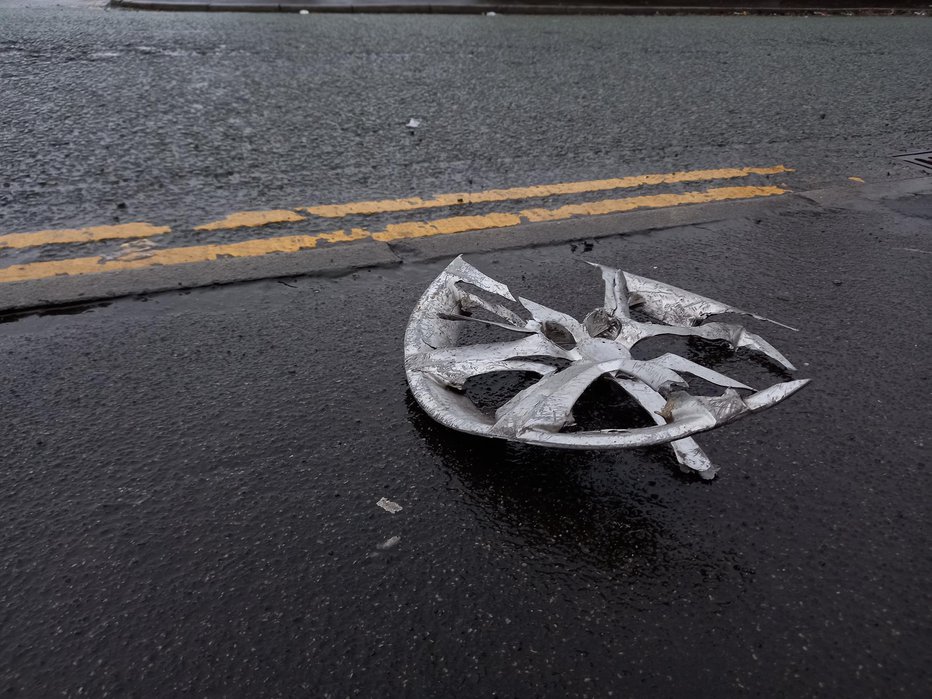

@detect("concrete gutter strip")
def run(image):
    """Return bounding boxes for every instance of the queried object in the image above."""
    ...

[2,178,929,315]
[110,1,932,14]
[0,241,403,316]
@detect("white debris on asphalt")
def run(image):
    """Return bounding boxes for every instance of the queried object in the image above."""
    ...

[299,9,309,14]
[376,497,402,514]
[406,118,421,128]
[377,536,401,550]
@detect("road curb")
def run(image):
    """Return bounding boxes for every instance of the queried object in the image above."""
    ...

[0,241,402,315]
[109,0,932,14]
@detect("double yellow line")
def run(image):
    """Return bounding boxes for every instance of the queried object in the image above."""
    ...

[0,165,790,284]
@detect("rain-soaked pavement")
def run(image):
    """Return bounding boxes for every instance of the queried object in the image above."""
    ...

[2,7,930,243]
[1,187,929,696]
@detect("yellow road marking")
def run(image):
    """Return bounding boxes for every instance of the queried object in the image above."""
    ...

[372,212,523,242]
[0,222,171,249]
[307,165,792,218]
[194,209,306,231]
[0,184,786,285]
[0,231,369,284]
[520,185,785,223]
[373,185,785,241]
[1,166,792,243]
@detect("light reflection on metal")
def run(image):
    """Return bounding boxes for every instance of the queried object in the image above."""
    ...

[404,256,809,478]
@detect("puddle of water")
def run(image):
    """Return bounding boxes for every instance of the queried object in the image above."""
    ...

[0,301,111,324]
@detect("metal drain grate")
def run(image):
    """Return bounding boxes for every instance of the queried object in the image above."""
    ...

[894,150,932,173]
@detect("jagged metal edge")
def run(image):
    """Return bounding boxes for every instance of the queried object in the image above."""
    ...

[404,256,809,477]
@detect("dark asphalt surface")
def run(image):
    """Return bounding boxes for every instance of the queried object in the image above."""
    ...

[1,183,930,695]
[1,6,930,252]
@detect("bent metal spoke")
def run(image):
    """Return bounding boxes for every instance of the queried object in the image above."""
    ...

[404,256,809,479]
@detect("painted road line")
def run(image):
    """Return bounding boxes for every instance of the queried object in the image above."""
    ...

[188,165,791,233]
[0,230,370,284]
[0,185,786,284]
[194,209,306,231]
[370,212,523,242]
[371,186,786,241]
[306,165,793,218]
[2,166,791,244]
[519,186,784,223]
[0,222,171,249]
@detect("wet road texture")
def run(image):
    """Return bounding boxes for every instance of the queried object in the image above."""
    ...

[1,187,930,696]
[1,8,931,240]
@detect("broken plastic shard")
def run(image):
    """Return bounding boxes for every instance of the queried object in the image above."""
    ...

[376,497,403,514]
[404,256,810,478]
[406,118,421,128]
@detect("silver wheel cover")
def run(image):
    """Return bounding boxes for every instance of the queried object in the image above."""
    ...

[404,256,809,479]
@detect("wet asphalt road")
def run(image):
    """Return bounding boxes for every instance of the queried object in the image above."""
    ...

[1,185,930,695]
[1,2,931,695]
[1,6,931,245]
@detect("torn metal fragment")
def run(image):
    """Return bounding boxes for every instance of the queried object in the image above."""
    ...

[404,256,810,478]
